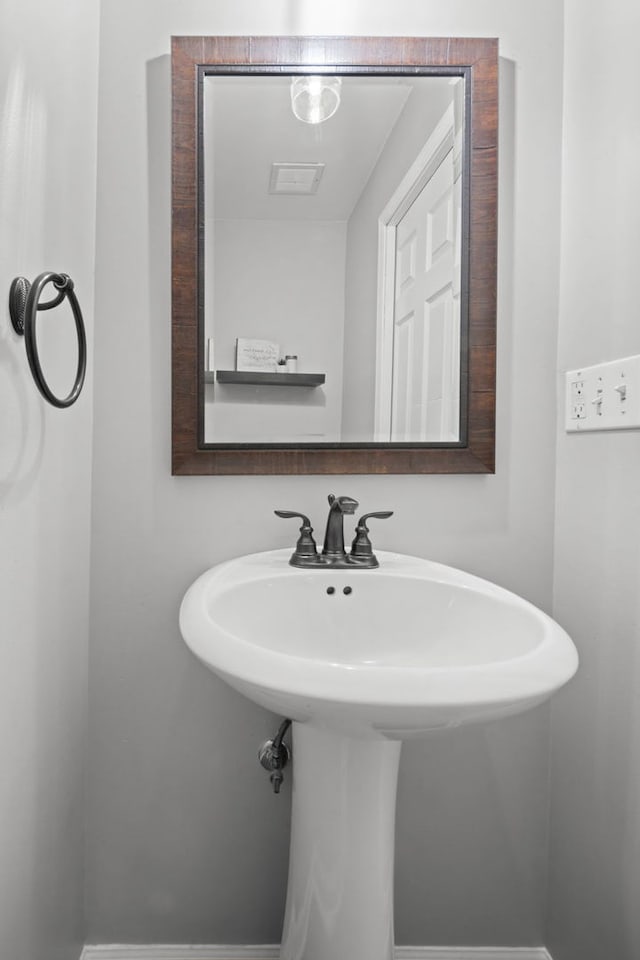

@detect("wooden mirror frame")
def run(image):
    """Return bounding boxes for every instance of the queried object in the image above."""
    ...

[172,36,497,475]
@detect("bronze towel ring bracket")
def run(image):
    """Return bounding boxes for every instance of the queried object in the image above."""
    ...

[9,272,87,409]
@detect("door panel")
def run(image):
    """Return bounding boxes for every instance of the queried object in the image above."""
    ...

[391,147,460,442]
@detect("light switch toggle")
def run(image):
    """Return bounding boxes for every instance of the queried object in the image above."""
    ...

[614,382,627,401]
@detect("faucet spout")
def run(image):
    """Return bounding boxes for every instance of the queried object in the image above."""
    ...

[322,494,359,559]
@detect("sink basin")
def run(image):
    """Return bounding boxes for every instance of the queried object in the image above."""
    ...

[179,548,577,960]
[179,548,578,737]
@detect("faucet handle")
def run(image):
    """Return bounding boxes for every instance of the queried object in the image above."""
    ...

[350,511,394,564]
[274,510,318,562]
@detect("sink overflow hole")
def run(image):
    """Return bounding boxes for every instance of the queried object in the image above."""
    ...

[325,586,353,595]
[326,586,335,595]
[343,586,353,595]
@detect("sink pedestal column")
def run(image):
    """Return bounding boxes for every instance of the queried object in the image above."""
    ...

[280,723,402,960]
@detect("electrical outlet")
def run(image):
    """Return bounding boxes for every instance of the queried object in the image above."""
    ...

[565,355,640,432]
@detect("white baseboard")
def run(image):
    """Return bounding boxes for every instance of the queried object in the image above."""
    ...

[80,945,553,960]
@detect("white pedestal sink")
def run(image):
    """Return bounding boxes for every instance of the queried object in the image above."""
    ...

[180,549,578,960]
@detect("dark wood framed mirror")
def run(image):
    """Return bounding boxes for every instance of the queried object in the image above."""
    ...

[172,36,497,475]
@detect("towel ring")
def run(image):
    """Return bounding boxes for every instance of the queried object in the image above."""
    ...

[9,272,87,408]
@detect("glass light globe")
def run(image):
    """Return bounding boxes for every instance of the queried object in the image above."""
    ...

[290,76,342,124]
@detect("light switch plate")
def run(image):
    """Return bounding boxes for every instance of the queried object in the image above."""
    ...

[565,354,640,432]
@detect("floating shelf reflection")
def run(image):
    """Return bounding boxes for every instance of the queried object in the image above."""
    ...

[209,370,325,387]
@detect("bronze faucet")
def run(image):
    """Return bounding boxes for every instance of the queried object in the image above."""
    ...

[275,495,393,568]
[321,494,358,561]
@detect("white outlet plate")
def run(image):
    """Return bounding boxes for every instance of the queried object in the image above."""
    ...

[565,354,640,432]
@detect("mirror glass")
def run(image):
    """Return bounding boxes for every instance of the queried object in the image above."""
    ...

[202,72,466,446]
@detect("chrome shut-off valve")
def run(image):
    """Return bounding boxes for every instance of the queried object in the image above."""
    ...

[258,719,292,794]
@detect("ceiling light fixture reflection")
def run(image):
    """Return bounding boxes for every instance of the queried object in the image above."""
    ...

[290,76,342,125]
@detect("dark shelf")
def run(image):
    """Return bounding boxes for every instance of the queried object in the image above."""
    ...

[209,370,325,387]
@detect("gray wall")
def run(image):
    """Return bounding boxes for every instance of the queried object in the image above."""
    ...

[0,0,99,958]
[206,218,346,442]
[88,0,564,946]
[547,0,640,957]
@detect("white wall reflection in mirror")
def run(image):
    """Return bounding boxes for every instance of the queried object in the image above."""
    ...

[203,74,465,445]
